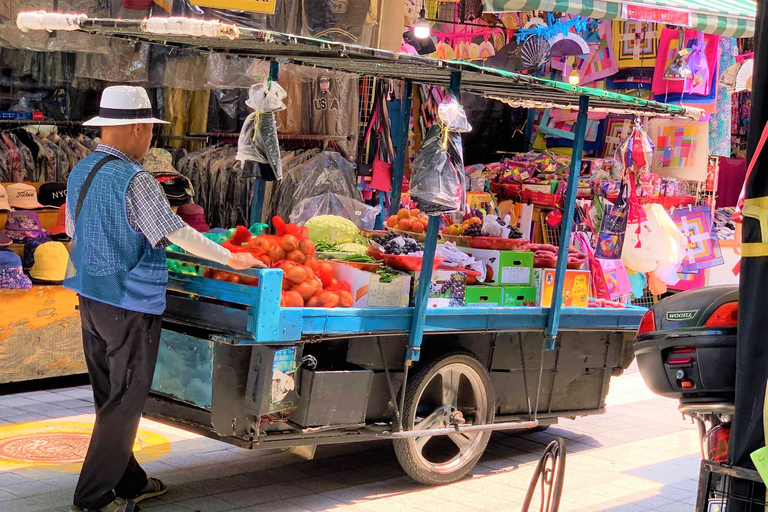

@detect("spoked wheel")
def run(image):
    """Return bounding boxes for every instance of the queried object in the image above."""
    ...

[393,351,495,485]
[522,438,566,512]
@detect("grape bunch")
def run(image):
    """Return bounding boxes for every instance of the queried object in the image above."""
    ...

[435,274,467,299]
[377,233,424,255]
[508,226,523,239]
[464,223,483,237]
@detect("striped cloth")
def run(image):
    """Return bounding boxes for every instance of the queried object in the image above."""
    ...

[484,0,755,38]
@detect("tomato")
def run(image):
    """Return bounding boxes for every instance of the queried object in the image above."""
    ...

[338,290,353,308]
[228,274,241,284]
[302,265,315,281]
[282,277,292,290]
[204,268,214,278]
[315,291,339,308]
[286,249,306,263]
[276,260,296,269]
[280,234,298,252]
[298,238,315,256]
[285,266,308,284]
[240,275,259,286]
[306,296,320,307]
[293,281,316,301]
[282,290,304,307]
[268,245,286,262]
[311,277,323,296]
[212,270,229,281]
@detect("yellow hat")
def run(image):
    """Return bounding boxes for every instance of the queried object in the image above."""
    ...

[29,242,69,284]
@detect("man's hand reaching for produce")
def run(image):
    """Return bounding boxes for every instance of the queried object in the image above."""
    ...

[228,252,267,270]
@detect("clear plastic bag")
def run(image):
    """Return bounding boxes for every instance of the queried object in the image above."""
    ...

[290,192,381,229]
[236,80,287,181]
[409,97,472,214]
[274,150,359,221]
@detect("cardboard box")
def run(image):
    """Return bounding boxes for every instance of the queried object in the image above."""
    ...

[457,247,534,285]
[533,269,591,308]
[464,286,503,307]
[502,286,538,307]
[411,269,467,307]
[330,262,411,307]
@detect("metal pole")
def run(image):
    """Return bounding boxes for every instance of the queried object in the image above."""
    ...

[390,80,413,216]
[249,60,280,226]
[544,95,589,350]
[406,71,462,363]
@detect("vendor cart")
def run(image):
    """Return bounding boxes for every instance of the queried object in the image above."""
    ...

[17,13,704,485]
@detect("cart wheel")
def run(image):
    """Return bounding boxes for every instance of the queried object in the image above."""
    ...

[522,438,566,512]
[393,351,495,485]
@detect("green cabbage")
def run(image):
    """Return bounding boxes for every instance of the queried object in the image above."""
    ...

[305,215,359,243]
[338,243,368,254]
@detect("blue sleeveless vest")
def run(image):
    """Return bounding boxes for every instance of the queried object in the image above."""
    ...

[64,152,168,314]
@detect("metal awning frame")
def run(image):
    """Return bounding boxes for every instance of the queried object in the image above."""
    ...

[40,16,704,120]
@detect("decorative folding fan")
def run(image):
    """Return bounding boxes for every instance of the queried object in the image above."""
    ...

[719,63,740,92]
[485,42,522,71]
[548,32,589,57]
[521,36,551,70]
[736,59,754,93]
[478,40,495,59]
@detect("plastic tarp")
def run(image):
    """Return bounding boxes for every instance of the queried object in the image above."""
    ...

[273,150,359,222]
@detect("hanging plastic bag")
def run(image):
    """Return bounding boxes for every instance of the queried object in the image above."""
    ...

[236,80,287,181]
[595,182,629,259]
[409,97,472,213]
[289,192,382,230]
[622,204,666,273]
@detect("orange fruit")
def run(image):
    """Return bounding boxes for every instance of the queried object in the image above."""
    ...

[397,208,411,219]
[397,218,413,231]
[411,221,425,233]
[410,208,420,217]
[387,215,399,228]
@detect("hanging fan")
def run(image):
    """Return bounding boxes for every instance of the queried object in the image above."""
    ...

[478,39,496,59]
[548,32,589,57]
[521,36,551,70]
[523,16,547,29]
[485,41,522,71]
[458,0,484,22]
[735,59,754,93]
[719,63,740,92]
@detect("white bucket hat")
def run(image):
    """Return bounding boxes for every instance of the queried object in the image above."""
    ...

[83,86,169,127]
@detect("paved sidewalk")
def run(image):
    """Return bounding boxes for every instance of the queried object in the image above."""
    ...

[0,364,700,512]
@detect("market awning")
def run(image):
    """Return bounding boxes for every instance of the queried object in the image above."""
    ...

[15,14,702,120]
[484,0,756,38]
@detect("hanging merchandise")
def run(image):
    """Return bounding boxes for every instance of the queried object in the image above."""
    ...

[670,205,725,272]
[409,97,472,214]
[547,33,589,58]
[301,0,371,44]
[612,20,658,69]
[735,59,754,93]
[236,79,287,181]
[550,19,619,86]
[301,70,360,159]
[647,118,709,181]
[606,68,654,90]
[615,120,654,173]
[652,29,720,97]
[595,183,628,260]
[710,37,737,158]
[358,83,395,192]
[601,117,633,158]
[520,36,551,71]
[685,33,711,95]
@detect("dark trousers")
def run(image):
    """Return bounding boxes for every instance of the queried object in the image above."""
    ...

[74,296,162,510]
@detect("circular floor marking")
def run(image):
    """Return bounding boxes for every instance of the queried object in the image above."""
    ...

[0,432,146,464]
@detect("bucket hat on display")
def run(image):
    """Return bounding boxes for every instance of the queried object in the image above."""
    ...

[83,85,169,127]
[7,183,43,209]
[29,241,69,285]
[49,205,71,241]
[2,211,48,242]
[177,203,210,233]
[0,251,32,290]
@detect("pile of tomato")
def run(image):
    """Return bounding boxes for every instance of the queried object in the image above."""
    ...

[204,217,353,308]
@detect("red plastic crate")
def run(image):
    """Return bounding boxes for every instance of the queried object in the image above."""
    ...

[521,190,563,207]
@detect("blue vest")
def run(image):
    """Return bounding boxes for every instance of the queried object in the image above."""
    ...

[64,152,168,314]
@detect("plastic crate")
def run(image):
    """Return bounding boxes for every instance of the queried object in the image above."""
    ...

[522,190,563,208]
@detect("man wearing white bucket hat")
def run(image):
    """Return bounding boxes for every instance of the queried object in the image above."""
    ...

[66,86,263,512]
